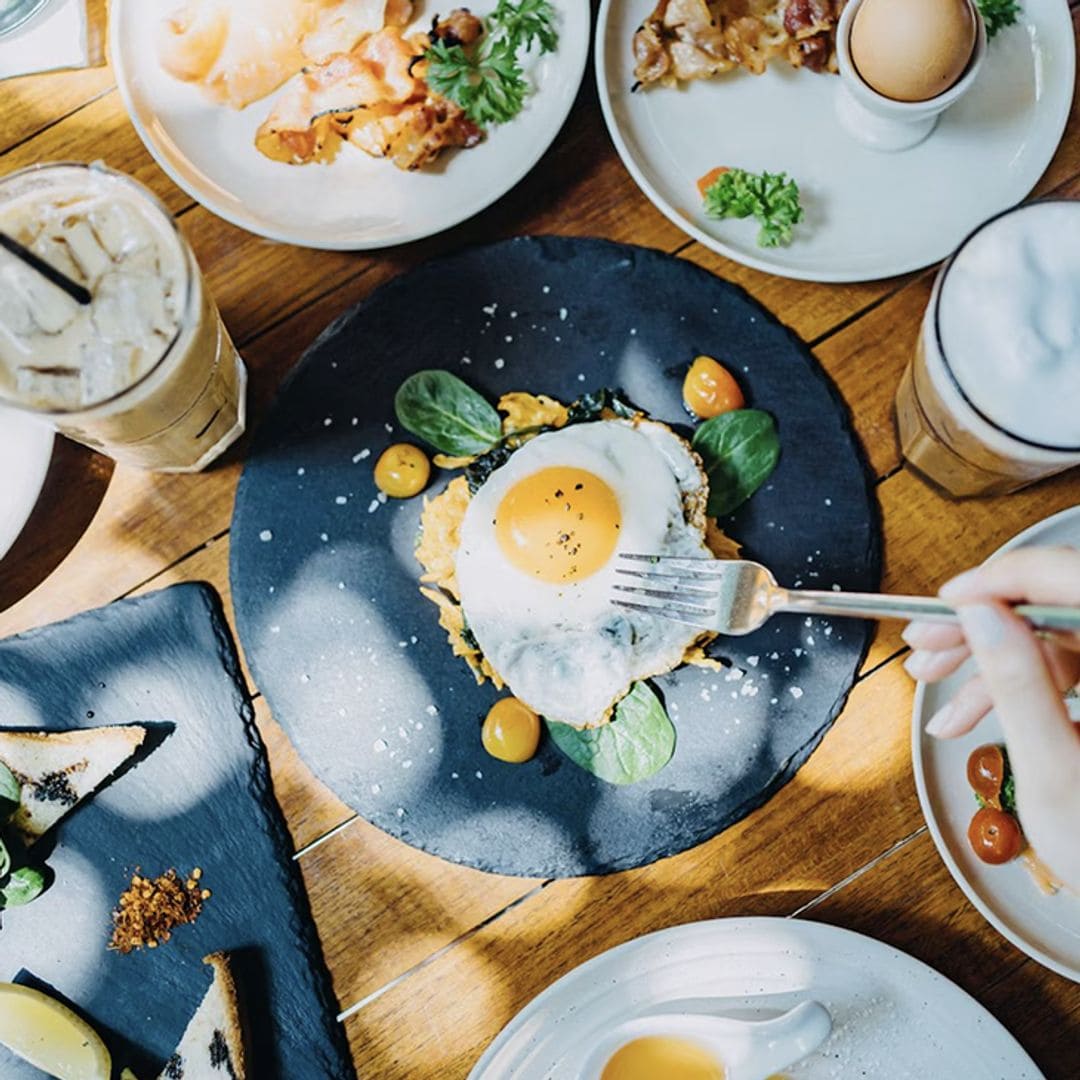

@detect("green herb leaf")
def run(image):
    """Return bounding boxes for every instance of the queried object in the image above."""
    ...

[0,836,9,879]
[489,0,558,53]
[394,370,503,456]
[0,761,19,822]
[0,866,46,907]
[565,387,640,424]
[702,169,803,248]
[999,746,1017,816]
[424,0,558,127]
[546,682,675,785]
[976,0,1021,38]
[692,409,781,517]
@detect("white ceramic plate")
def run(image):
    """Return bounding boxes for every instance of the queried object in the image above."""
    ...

[596,0,1075,282]
[110,2,589,250]
[913,504,1080,984]
[470,917,1042,1078]
[0,410,53,563]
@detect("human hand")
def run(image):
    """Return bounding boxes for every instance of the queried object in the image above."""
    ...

[902,546,1080,889]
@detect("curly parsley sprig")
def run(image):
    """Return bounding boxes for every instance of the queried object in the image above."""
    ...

[424,0,558,127]
[976,0,1021,39]
[701,168,804,248]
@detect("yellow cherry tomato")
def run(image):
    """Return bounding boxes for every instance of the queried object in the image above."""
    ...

[682,355,745,419]
[482,697,541,764]
[374,443,430,498]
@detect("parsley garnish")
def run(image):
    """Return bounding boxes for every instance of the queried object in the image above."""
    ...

[976,0,1021,39]
[702,168,804,248]
[424,1,558,127]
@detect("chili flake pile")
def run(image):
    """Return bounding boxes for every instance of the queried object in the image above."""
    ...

[109,867,211,953]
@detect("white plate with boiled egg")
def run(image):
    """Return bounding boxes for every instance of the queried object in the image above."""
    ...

[596,0,1076,282]
[913,504,1080,983]
[469,917,1043,1078]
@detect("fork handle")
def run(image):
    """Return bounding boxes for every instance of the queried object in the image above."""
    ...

[776,590,1080,632]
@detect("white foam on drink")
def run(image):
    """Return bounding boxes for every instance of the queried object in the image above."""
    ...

[938,202,1080,449]
[0,169,185,412]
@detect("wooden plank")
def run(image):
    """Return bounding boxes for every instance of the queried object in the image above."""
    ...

[315,656,920,1042]
[0,90,191,214]
[0,0,112,153]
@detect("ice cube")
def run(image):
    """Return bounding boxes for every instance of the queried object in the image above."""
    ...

[18,267,80,335]
[30,233,84,285]
[0,263,38,337]
[78,339,142,405]
[87,200,154,261]
[92,271,175,344]
[16,365,83,410]
[58,219,112,285]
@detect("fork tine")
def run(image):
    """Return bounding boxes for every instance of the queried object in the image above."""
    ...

[612,574,716,598]
[612,584,716,611]
[610,599,715,630]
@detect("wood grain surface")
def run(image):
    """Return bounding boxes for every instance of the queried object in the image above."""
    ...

[1,2,1078,1077]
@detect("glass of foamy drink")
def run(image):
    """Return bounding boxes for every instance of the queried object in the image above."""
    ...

[0,163,246,471]
[896,200,1080,498]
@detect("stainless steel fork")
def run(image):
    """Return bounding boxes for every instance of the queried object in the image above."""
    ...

[611,555,1080,636]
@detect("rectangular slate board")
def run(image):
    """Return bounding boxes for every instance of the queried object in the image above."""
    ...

[0,583,355,1080]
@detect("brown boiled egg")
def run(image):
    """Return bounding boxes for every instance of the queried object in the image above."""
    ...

[850,0,977,103]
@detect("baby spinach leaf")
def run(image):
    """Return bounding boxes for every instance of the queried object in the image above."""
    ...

[546,682,675,785]
[692,408,780,517]
[0,836,9,879]
[0,761,19,822]
[0,866,45,907]
[394,370,502,456]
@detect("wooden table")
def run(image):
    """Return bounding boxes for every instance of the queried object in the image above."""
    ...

[2,3,1079,1075]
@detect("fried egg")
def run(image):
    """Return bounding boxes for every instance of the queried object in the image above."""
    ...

[455,419,712,729]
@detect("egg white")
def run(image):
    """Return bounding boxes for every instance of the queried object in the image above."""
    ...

[455,419,711,728]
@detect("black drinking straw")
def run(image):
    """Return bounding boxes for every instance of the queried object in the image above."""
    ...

[0,229,92,306]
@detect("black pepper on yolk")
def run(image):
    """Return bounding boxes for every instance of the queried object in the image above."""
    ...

[494,467,622,584]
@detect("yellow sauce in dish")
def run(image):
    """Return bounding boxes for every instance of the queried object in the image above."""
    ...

[600,1036,725,1080]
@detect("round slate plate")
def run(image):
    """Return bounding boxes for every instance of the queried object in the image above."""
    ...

[231,237,881,877]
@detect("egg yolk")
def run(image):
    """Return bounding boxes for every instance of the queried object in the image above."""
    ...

[482,697,541,763]
[374,443,430,498]
[600,1037,725,1080]
[495,467,621,584]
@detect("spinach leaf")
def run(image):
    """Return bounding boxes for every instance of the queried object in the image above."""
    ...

[0,762,19,822]
[546,682,675,784]
[394,370,502,456]
[0,836,8,879]
[0,866,45,907]
[566,387,640,424]
[692,409,780,517]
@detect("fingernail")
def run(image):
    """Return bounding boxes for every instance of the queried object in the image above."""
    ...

[926,704,961,738]
[940,568,980,601]
[902,622,933,648]
[904,651,934,680]
[958,604,1008,649]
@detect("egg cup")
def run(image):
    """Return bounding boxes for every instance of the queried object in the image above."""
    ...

[835,0,988,152]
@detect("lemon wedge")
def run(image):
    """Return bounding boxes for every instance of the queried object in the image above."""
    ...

[0,983,111,1080]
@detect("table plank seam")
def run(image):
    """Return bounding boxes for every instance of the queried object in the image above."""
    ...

[0,83,116,159]
[335,880,554,1022]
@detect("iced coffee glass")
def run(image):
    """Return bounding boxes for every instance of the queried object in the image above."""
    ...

[0,163,246,472]
[896,200,1080,498]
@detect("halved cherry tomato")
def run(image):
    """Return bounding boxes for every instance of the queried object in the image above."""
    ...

[966,744,1006,806]
[967,807,1024,865]
[682,355,745,419]
[696,166,730,198]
